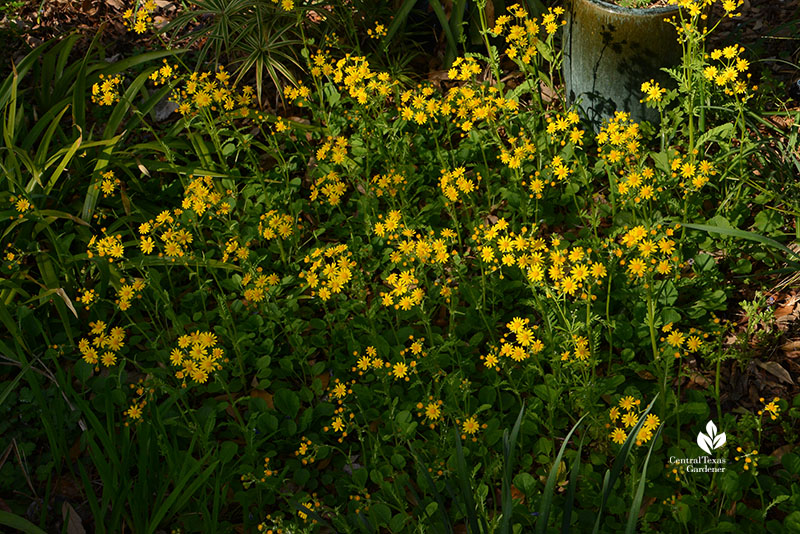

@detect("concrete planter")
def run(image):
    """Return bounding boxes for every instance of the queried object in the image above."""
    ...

[563,0,681,129]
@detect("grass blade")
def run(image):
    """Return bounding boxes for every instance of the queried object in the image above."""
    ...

[500,402,525,534]
[430,0,458,67]
[536,414,587,534]
[0,510,48,534]
[624,425,663,534]
[561,433,585,534]
[682,222,800,263]
[382,0,418,51]
[454,432,483,534]
[591,395,658,534]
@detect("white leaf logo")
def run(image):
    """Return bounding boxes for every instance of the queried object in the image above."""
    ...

[697,420,726,454]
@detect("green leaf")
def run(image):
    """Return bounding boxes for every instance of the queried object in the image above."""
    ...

[274,388,300,418]
[782,452,800,475]
[382,0,418,50]
[536,414,587,534]
[219,441,238,464]
[625,426,662,534]
[753,209,782,233]
[0,511,48,534]
[682,223,800,264]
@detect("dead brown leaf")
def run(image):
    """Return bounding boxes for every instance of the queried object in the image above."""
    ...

[755,361,794,384]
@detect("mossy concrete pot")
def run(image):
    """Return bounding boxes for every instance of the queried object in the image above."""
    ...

[563,0,681,130]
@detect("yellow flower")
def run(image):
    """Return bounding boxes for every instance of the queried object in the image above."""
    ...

[462,416,479,435]
[621,412,638,428]
[619,396,636,411]
[628,258,647,277]
[610,428,627,444]
[424,402,442,421]
[392,362,409,380]
[666,330,685,348]
[331,417,345,432]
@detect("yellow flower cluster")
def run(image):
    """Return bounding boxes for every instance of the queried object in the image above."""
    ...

[351,345,379,376]
[416,397,443,429]
[325,404,352,441]
[499,131,536,170]
[310,171,346,206]
[447,57,482,81]
[734,446,759,471]
[125,400,145,421]
[371,169,407,198]
[667,0,741,18]
[757,397,781,421]
[299,243,355,301]
[458,415,484,441]
[269,0,294,11]
[660,322,705,358]
[473,222,607,300]
[381,268,424,311]
[116,278,145,311]
[78,321,126,367]
[396,77,519,132]
[241,271,280,303]
[640,80,667,103]
[616,166,659,204]
[99,170,119,198]
[259,210,297,240]
[284,82,311,106]
[10,196,32,214]
[77,288,97,309]
[181,175,224,216]
[171,68,253,117]
[481,317,544,369]
[608,396,661,446]
[617,224,680,279]
[596,112,641,166]
[439,167,479,203]
[367,23,387,39]
[545,109,584,144]
[317,54,394,105]
[491,5,565,64]
[124,378,153,424]
[221,238,250,264]
[87,232,124,262]
[316,136,348,164]
[445,85,518,132]
[138,211,194,259]
[373,214,456,309]
[560,335,591,362]
[122,0,156,34]
[91,74,122,106]
[148,59,178,85]
[295,436,317,465]
[399,85,442,125]
[705,46,753,98]
[373,211,456,265]
[170,330,225,385]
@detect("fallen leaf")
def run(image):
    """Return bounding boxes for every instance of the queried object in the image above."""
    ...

[55,288,78,318]
[251,390,274,409]
[62,502,86,534]
[755,361,793,384]
[770,444,794,461]
[780,340,800,352]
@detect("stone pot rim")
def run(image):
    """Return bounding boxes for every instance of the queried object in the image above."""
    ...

[578,0,680,16]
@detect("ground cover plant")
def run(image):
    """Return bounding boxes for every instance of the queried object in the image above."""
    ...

[1,0,800,532]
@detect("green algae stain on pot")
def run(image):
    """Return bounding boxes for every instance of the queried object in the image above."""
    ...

[563,0,681,130]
